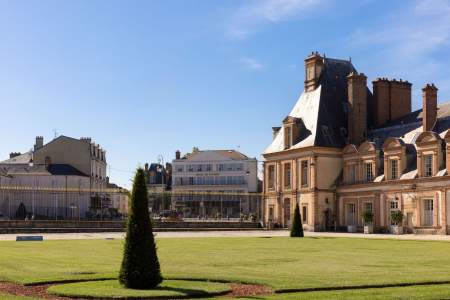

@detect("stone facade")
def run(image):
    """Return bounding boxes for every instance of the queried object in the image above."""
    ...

[263,52,450,234]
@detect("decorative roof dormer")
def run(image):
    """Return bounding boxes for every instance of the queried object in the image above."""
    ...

[304,51,324,92]
[282,116,303,149]
[415,131,443,178]
[382,137,407,180]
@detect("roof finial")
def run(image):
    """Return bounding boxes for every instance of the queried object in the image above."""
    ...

[349,56,352,62]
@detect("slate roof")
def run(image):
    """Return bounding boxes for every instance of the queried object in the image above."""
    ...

[368,102,450,148]
[181,150,251,161]
[264,57,358,154]
[0,152,33,164]
[0,164,88,177]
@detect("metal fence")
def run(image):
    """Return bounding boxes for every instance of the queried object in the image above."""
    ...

[149,191,263,222]
[0,187,128,221]
[0,187,263,222]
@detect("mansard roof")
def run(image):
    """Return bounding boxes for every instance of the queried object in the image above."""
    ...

[368,102,450,149]
[264,57,357,154]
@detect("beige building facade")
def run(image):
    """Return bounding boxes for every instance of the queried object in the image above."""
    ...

[263,52,450,234]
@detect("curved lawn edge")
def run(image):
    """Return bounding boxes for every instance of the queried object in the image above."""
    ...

[274,280,450,294]
[47,279,232,299]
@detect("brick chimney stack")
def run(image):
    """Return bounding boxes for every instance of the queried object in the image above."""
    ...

[422,83,438,132]
[175,150,181,160]
[372,78,412,127]
[347,72,367,145]
[304,51,324,92]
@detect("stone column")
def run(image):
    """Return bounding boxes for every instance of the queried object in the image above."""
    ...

[434,192,439,228]
[442,189,448,234]
[310,156,317,189]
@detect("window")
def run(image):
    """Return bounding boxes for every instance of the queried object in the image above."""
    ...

[364,162,373,182]
[306,66,314,80]
[424,155,433,177]
[284,163,291,189]
[302,206,307,223]
[301,160,308,187]
[285,126,292,148]
[176,166,184,173]
[268,205,274,221]
[390,200,398,210]
[423,199,433,226]
[268,165,275,189]
[364,202,373,212]
[390,159,398,180]
[284,199,291,222]
[389,200,399,225]
[348,164,357,184]
[206,164,212,172]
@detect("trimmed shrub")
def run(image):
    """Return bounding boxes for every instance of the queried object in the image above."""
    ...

[119,168,163,289]
[390,210,403,225]
[362,210,374,225]
[290,203,304,237]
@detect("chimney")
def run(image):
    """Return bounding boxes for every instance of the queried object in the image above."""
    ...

[144,163,149,172]
[80,137,92,143]
[34,136,44,151]
[304,51,324,92]
[272,127,281,140]
[175,150,181,160]
[372,78,412,127]
[9,152,21,159]
[422,83,438,131]
[347,72,367,145]
[372,78,390,127]
[389,79,412,121]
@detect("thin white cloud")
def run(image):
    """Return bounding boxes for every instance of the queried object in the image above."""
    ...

[238,57,265,71]
[227,0,327,39]
[347,0,450,103]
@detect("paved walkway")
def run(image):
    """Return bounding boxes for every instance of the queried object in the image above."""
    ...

[1,230,450,241]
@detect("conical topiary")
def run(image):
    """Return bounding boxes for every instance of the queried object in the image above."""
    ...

[119,168,163,289]
[290,203,304,237]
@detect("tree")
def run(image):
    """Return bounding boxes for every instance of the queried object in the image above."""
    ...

[290,202,304,237]
[119,168,163,289]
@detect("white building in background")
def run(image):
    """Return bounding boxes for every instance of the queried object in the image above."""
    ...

[171,148,259,219]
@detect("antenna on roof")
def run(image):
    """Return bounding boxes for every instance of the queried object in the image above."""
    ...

[52,129,58,139]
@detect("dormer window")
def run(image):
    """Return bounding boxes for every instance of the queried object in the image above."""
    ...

[389,159,398,180]
[285,126,292,149]
[415,132,442,178]
[364,161,373,182]
[424,154,433,177]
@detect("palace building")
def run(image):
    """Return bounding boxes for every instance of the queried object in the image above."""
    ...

[262,52,450,234]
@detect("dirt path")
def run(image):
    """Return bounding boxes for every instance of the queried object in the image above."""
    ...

[0,282,69,299]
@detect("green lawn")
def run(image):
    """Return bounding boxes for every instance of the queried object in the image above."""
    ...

[1,236,450,298]
[48,279,230,298]
[248,284,450,299]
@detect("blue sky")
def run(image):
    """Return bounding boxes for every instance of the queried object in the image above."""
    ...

[1,0,450,188]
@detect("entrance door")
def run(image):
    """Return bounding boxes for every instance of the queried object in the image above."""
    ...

[283,198,291,228]
[324,209,332,231]
[423,199,433,227]
[406,212,413,233]
[346,203,356,226]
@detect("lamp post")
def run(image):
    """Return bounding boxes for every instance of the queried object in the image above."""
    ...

[157,155,164,210]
